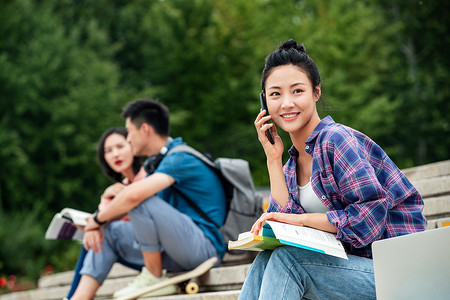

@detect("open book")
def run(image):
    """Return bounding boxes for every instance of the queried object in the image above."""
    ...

[45,208,91,241]
[228,220,347,259]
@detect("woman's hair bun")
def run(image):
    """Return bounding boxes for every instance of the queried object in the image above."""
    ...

[261,39,320,93]
[278,39,306,54]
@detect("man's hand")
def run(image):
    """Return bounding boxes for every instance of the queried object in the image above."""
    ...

[83,228,105,253]
[102,182,125,200]
[84,215,101,231]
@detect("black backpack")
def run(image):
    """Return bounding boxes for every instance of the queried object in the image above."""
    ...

[166,145,264,251]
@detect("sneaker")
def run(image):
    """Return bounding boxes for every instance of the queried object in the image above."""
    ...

[113,267,176,298]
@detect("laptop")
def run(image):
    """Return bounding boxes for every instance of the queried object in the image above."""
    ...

[372,226,450,300]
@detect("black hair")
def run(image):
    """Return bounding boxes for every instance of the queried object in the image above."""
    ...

[120,99,170,136]
[97,127,142,182]
[261,39,321,95]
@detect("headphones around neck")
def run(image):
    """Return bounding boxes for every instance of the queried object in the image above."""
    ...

[143,137,174,175]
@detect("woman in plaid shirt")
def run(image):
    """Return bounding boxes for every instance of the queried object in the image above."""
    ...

[239,40,427,300]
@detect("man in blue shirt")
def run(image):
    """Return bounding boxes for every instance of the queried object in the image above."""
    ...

[76,99,227,299]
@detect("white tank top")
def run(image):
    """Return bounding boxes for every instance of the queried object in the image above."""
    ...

[298,180,328,213]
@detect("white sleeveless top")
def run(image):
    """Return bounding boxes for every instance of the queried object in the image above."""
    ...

[298,180,328,213]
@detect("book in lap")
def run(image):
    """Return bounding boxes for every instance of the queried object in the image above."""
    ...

[228,221,347,259]
[45,208,91,241]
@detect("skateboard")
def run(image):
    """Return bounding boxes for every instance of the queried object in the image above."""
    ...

[115,256,218,300]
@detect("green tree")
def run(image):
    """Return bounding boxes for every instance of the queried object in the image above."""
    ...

[0,0,129,279]
[84,0,276,182]
[375,0,450,166]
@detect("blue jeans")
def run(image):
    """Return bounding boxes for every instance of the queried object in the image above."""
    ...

[128,195,220,271]
[78,196,219,286]
[76,220,144,285]
[67,246,141,299]
[239,247,375,300]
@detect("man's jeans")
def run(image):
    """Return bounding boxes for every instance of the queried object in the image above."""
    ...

[80,196,219,283]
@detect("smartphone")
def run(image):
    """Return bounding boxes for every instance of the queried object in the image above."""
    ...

[259,93,275,144]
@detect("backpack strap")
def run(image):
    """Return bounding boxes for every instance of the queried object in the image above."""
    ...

[166,144,216,169]
[166,144,221,229]
[167,144,231,197]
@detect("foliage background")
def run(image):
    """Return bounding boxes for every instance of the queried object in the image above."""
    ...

[0,0,448,287]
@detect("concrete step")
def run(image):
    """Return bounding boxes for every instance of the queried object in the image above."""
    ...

[38,263,139,289]
[38,252,255,289]
[423,195,450,218]
[426,217,450,230]
[139,290,240,300]
[410,175,450,198]
[0,263,251,300]
[0,289,240,300]
[94,263,251,298]
[403,159,450,181]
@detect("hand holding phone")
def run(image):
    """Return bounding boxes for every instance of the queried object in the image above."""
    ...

[259,93,275,145]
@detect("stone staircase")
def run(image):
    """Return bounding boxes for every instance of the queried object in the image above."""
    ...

[0,252,256,300]
[2,160,449,300]
[401,160,450,229]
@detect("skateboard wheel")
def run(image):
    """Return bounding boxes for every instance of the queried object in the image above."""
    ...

[185,282,199,294]
[177,280,188,294]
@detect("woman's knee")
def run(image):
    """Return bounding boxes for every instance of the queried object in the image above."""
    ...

[255,250,272,264]
[245,251,273,280]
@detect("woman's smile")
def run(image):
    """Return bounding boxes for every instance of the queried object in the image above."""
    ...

[280,112,300,120]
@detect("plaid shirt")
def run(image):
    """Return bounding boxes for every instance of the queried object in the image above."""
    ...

[268,116,427,258]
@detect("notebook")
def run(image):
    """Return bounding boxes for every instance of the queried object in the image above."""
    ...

[372,226,450,300]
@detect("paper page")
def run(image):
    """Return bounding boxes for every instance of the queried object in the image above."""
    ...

[266,221,343,249]
[60,208,91,226]
[237,231,254,240]
[45,213,84,241]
